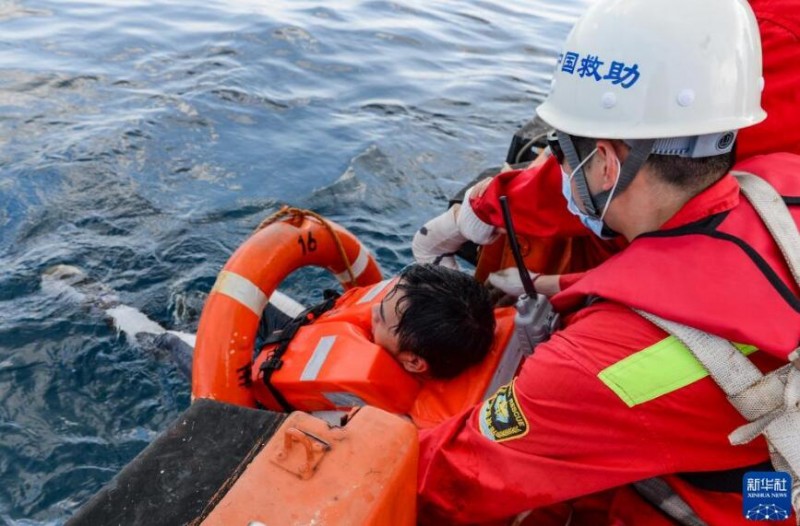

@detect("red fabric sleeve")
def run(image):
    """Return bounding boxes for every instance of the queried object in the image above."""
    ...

[469,156,589,238]
[416,302,770,525]
[738,1,800,159]
[557,272,585,291]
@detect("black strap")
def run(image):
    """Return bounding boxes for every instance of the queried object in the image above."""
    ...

[677,459,774,493]
[633,460,777,526]
[259,290,340,412]
[641,200,800,314]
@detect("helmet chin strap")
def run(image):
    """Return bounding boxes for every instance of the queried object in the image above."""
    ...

[557,131,655,220]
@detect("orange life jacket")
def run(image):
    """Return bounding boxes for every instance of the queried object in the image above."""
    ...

[252,280,521,428]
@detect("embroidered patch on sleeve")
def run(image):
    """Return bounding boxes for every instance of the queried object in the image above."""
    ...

[478,380,529,442]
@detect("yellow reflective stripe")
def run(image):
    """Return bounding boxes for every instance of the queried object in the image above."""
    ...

[598,337,758,407]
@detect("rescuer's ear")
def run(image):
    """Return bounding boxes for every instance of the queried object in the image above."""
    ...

[595,139,626,192]
[397,352,429,375]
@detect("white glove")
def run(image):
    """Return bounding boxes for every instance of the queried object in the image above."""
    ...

[486,267,539,297]
[457,185,498,245]
[412,206,466,269]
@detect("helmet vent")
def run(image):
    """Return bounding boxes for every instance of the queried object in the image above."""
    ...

[677,89,695,107]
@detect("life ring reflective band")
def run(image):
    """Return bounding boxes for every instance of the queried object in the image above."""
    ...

[192,208,383,406]
[211,271,269,317]
[334,244,370,283]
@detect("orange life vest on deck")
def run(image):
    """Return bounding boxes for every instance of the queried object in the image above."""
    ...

[252,279,520,428]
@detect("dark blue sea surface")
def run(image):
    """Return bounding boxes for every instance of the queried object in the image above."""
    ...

[0,0,589,522]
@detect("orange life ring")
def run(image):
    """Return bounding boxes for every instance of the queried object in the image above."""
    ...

[192,208,383,406]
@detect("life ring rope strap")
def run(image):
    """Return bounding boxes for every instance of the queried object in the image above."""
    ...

[334,244,368,283]
[255,206,358,285]
[212,270,269,317]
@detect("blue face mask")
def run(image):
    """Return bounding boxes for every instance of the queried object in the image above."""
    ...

[560,148,620,239]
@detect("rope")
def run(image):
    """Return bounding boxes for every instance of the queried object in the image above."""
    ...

[255,206,357,285]
[514,130,550,164]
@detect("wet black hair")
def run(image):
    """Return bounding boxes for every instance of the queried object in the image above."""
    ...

[389,263,495,379]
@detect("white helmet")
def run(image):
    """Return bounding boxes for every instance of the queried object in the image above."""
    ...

[536,0,766,140]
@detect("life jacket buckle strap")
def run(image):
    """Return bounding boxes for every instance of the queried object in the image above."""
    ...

[728,368,789,423]
[258,293,341,413]
[260,353,285,373]
[635,308,800,521]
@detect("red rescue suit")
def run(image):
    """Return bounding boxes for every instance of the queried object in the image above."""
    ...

[471,155,628,280]
[738,0,800,160]
[417,153,800,525]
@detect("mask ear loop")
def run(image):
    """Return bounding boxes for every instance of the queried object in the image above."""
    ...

[589,139,656,218]
[567,148,597,182]
[598,156,622,221]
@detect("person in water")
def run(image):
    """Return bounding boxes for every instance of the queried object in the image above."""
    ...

[370,263,496,379]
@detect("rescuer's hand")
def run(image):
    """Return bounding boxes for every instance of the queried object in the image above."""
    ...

[412,182,499,269]
[411,205,465,269]
[488,269,562,298]
[486,268,540,297]
[469,177,494,199]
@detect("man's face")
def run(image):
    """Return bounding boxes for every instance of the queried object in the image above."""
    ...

[370,284,404,357]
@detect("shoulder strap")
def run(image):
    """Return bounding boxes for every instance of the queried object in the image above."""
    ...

[634,174,800,521]
[636,309,800,521]
[733,171,800,287]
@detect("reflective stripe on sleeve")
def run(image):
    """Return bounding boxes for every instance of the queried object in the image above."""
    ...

[598,336,758,407]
